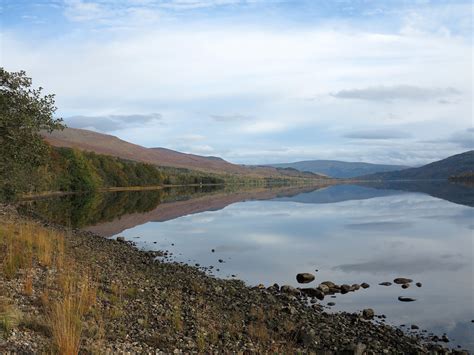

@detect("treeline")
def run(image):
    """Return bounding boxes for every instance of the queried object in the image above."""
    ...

[21,185,224,228]
[28,147,226,194]
[449,172,474,182]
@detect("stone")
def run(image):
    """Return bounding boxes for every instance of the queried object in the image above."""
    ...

[116,236,126,242]
[321,281,336,288]
[361,282,370,289]
[296,273,315,284]
[340,284,351,294]
[416,282,422,287]
[411,324,419,330]
[301,288,324,300]
[401,284,410,289]
[280,285,300,296]
[327,302,335,306]
[398,296,416,302]
[317,284,330,294]
[362,308,375,320]
[394,278,413,285]
[379,282,392,286]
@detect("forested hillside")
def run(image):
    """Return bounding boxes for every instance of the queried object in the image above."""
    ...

[22,147,227,195]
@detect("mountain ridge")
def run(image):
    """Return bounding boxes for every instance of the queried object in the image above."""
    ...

[359,150,474,180]
[42,128,327,179]
[265,160,409,178]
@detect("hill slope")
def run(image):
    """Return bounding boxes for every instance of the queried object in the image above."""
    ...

[360,151,474,180]
[42,128,327,179]
[266,160,409,178]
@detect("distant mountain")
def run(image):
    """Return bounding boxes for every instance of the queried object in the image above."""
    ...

[265,160,409,178]
[42,128,328,179]
[360,151,474,181]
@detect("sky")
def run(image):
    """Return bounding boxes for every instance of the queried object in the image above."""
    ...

[1,0,473,165]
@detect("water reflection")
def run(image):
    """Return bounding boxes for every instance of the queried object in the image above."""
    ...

[21,182,474,350]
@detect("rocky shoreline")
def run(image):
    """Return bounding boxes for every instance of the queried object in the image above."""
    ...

[0,204,469,354]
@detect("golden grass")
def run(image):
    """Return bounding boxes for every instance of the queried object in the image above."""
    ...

[23,271,33,296]
[0,298,22,334]
[0,221,97,355]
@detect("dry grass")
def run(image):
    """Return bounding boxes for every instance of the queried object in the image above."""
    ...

[0,298,22,334]
[0,221,97,355]
[23,271,33,296]
[47,277,96,355]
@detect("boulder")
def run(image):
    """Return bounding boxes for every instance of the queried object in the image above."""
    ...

[296,273,315,284]
[301,288,325,300]
[361,282,370,289]
[317,284,330,294]
[340,284,351,294]
[379,282,392,286]
[281,285,300,296]
[362,308,375,320]
[394,278,413,285]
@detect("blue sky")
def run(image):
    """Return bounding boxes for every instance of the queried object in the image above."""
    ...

[1,0,472,165]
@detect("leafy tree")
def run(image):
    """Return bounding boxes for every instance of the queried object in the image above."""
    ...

[0,68,64,198]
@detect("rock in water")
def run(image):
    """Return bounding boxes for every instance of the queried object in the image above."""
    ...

[301,288,325,300]
[296,273,315,284]
[398,296,416,302]
[116,236,126,242]
[317,284,330,294]
[394,278,413,284]
[321,281,336,288]
[401,284,410,289]
[362,308,375,320]
[340,284,351,294]
[327,302,335,306]
[361,282,370,289]
[379,282,392,286]
[416,282,422,287]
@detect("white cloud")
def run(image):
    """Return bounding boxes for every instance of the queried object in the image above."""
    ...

[1,4,472,164]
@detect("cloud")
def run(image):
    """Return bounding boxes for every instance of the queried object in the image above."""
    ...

[447,128,474,149]
[210,114,253,122]
[332,85,461,102]
[344,129,411,140]
[334,255,466,274]
[344,221,414,230]
[65,113,162,132]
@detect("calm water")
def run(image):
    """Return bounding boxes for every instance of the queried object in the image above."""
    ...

[24,182,474,350]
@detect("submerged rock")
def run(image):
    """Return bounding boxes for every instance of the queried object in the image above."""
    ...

[296,273,315,284]
[394,278,413,285]
[398,296,416,302]
[379,282,392,286]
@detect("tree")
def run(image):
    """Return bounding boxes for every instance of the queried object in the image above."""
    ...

[0,68,64,197]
